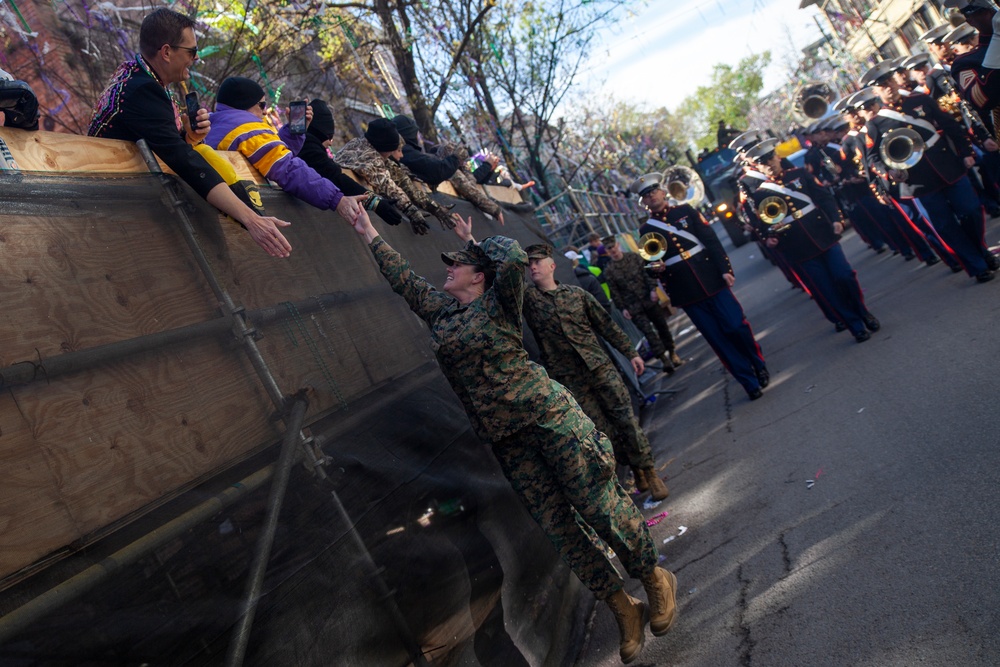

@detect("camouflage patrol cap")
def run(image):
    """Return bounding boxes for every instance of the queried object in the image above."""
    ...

[524,243,554,259]
[441,241,494,267]
[629,173,664,197]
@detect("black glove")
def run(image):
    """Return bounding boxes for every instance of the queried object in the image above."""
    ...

[375,198,407,226]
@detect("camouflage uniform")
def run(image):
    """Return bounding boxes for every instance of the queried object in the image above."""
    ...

[335,138,453,227]
[436,141,504,218]
[522,284,654,470]
[370,235,658,599]
[603,252,677,359]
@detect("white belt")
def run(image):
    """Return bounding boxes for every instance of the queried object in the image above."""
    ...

[663,245,704,265]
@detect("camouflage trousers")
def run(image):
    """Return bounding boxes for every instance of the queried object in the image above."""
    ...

[435,142,503,217]
[630,301,676,359]
[555,362,654,470]
[450,168,503,217]
[491,390,659,599]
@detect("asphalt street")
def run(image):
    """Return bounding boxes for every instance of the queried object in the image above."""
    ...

[574,219,1000,667]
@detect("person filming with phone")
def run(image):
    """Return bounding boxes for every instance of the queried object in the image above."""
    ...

[204,76,364,225]
[88,8,294,258]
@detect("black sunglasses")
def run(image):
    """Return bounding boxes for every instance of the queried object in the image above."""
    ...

[170,44,198,57]
[257,101,267,110]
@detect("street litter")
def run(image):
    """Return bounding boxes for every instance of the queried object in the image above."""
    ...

[857,407,865,413]
[678,526,688,535]
[645,511,669,527]
[643,498,663,510]
[662,536,675,544]
[806,480,815,489]
[657,554,667,563]
[806,384,816,393]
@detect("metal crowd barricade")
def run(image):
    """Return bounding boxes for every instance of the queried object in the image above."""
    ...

[535,187,646,249]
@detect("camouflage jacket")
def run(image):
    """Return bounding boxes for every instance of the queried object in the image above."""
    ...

[335,138,432,211]
[371,235,561,442]
[603,253,658,314]
[523,283,636,377]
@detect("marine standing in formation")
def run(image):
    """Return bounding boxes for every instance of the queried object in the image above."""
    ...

[521,243,670,500]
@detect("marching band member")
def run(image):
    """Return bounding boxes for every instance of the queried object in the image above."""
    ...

[631,173,768,400]
[861,60,997,282]
[744,138,880,343]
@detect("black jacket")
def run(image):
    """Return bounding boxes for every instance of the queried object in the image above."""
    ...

[88,57,223,199]
[297,100,404,225]
[391,115,460,188]
[749,167,841,264]
[864,92,972,198]
[639,204,732,307]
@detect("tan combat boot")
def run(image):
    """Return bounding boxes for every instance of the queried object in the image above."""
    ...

[658,353,676,376]
[605,589,647,664]
[641,567,678,636]
[632,466,649,492]
[669,350,684,368]
[642,468,669,500]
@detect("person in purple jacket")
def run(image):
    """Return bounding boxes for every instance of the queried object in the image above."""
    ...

[204,77,363,224]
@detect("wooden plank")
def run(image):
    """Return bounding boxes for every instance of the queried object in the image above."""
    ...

[0,128,264,184]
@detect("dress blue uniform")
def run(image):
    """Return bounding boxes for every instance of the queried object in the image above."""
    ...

[863,78,995,281]
[633,190,767,399]
[745,139,879,343]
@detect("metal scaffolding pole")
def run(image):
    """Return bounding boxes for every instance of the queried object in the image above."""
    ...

[225,394,309,667]
[135,140,325,478]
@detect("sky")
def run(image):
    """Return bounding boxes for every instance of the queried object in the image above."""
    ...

[580,0,827,112]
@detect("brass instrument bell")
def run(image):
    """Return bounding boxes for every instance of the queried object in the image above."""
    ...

[637,232,667,262]
[758,196,790,232]
[879,127,925,171]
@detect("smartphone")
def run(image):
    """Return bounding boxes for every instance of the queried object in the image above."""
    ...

[288,100,307,135]
[184,92,200,131]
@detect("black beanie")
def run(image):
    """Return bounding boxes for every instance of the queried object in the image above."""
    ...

[365,118,401,152]
[217,77,266,111]
[308,98,335,140]
[390,115,420,143]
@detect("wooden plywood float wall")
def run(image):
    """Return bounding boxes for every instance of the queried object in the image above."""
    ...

[0,127,479,585]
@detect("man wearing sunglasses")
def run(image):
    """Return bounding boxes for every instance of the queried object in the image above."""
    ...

[862,58,998,282]
[89,8,294,259]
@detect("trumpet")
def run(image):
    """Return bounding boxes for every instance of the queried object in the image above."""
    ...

[637,232,667,267]
[879,127,924,173]
[757,196,791,233]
